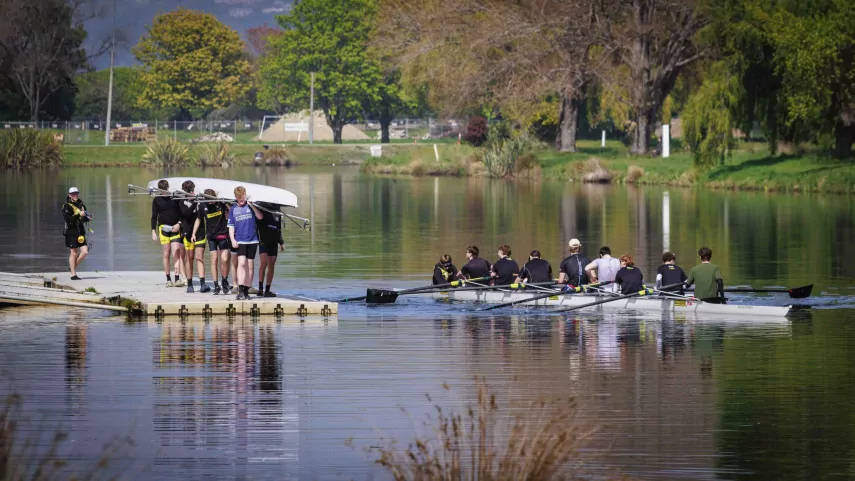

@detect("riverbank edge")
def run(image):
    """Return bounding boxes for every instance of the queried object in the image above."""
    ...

[21,141,855,195]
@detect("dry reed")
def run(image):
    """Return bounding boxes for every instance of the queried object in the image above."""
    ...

[372,377,605,481]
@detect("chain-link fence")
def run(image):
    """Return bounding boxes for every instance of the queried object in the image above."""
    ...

[1,117,463,145]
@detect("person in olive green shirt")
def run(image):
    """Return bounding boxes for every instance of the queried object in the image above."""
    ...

[685,246,725,303]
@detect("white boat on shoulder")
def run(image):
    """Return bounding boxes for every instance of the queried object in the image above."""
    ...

[411,288,792,318]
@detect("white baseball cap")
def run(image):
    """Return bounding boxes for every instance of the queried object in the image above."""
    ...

[68,187,79,194]
[568,238,581,248]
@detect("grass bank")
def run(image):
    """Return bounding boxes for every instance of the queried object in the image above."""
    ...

[62,142,429,167]
[363,139,855,194]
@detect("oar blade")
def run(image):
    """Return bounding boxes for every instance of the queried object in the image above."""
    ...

[365,288,400,304]
[788,284,813,299]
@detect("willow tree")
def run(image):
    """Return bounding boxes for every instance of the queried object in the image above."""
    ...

[375,0,603,152]
[597,0,708,154]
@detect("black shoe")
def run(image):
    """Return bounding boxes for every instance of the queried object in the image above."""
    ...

[244,292,252,300]
[222,281,231,293]
[70,275,81,280]
[200,284,211,293]
[213,285,221,295]
[263,290,277,298]
[186,285,195,293]
[235,292,245,301]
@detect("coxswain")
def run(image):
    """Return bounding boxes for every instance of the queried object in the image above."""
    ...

[584,246,620,292]
[432,254,458,285]
[655,251,687,294]
[180,180,209,293]
[62,187,91,280]
[558,238,590,287]
[614,254,645,295]
[150,179,185,287]
[491,244,519,285]
[227,186,263,300]
[195,189,231,295]
[515,250,552,284]
[457,244,491,280]
[256,202,285,297]
[685,247,725,303]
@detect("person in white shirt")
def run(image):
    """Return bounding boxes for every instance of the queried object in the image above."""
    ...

[584,246,621,293]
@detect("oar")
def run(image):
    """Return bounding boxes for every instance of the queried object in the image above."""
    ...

[480,281,614,311]
[338,276,491,303]
[550,282,685,314]
[409,280,561,295]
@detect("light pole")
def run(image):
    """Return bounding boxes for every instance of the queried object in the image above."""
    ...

[309,72,315,144]
[104,0,116,146]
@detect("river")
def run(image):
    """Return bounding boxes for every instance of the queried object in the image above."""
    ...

[1,166,854,480]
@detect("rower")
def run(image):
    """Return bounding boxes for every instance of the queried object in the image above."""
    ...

[150,179,185,287]
[457,245,491,280]
[62,187,91,280]
[614,254,644,295]
[491,244,519,285]
[256,202,285,298]
[584,246,620,293]
[685,246,725,303]
[180,180,209,293]
[655,251,687,294]
[558,238,590,287]
[515,250,552,284]
[195,189,231,295]
[227,186,263,300]
[432,254,458,285]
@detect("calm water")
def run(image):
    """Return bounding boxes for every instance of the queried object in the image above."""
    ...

[1,166,855,480]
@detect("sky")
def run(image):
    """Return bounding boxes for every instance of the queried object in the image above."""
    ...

[85,0,292,69]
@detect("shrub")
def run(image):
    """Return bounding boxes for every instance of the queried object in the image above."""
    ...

[261,145,290,166]
[482,136,531,178]
[372,377,601,480]
[463,116,488,146]
[0,129,64,169]
[626,165,645,183]
[141,139,190,166]
[199,141,235,167]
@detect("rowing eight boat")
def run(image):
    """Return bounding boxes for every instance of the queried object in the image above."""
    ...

[410,288,791,317]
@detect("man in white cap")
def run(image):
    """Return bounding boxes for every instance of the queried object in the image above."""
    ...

[558,238,590,287]
[62,187,92,280]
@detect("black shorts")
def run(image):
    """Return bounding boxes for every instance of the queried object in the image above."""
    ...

[259,242,279,257]
[236,243,258,260]
[65,233,86,249]
[208,238,230,251]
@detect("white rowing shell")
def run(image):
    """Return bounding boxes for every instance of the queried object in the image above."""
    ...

[147,177,299,208]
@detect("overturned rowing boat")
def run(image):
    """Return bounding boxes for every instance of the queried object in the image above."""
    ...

[409,289,792,317]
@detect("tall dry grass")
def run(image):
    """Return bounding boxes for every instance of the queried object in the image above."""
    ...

[1,394,133,480]
[0,130,64,169]
[372,377,614,481]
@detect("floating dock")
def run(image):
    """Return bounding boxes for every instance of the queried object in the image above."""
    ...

[0,271,337,319]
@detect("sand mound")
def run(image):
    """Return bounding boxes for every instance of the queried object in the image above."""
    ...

[256,110,369,142]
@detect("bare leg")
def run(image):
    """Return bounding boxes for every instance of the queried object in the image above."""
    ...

[161,244,170,275]
[171,243,186,282]
[258,253,268,290]
[265,254,277,285]
[236,256,247,287]
[231,252,238,279]
[209,249,219,282]
[194,246,206,280]
[69,248,79,276]
[76,245,89,268]
[246,258,255,291]
[220,250,230,280]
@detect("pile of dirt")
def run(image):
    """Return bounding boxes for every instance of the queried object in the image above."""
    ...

[256,111,369,142]
[198,132,234,142]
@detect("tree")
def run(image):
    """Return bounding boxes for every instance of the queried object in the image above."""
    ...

[374,0,602,152]
[133,8,251,120]
[246,24,283,60]
[258,0,382,144]
[0,0,88,121]
[74,67,170,120]
[597,0,708,154]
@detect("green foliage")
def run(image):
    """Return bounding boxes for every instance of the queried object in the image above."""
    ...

[0,129,64,169]
[74,67,171,120]
[482,135,531,178]
[258,0,382,143]
[141,139,191,166]
[683,62,742,169]
[198,141,234,166]
[133,9,252,119]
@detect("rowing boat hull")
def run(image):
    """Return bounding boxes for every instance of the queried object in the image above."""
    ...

[413,289,791,317]
[147,177,299,208]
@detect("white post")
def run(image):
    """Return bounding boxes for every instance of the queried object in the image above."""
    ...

[662,124,670,158]
[662,191,670,252]
[106,175,114,270]
[434,144,440,162]
[104,0,116,146]
[601,130,606,148]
